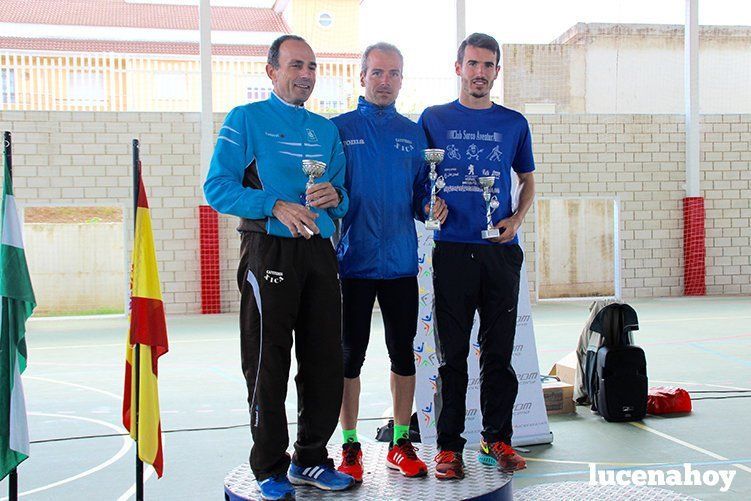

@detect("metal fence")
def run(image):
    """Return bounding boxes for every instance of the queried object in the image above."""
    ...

[0,51,361,114]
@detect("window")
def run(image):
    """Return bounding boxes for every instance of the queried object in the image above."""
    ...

[1,69,15,105]
[318,12,333,28]
[245,76,272,102]
[315,76,346,112]
[67,71,106,105]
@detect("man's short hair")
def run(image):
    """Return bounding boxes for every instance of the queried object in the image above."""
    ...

[361,42,404,74]
[267,34,307,68]
[457,32,500,66]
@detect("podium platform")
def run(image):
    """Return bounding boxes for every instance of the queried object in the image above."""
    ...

[224,442,513,501]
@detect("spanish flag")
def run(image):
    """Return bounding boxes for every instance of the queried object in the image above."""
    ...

[123,172,168,477]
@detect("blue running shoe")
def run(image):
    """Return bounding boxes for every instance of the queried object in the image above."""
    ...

[288,460,355,491]
[257,473,295,500]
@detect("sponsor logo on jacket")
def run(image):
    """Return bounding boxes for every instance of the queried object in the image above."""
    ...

[394,138,414,152]
[343,139,365,146]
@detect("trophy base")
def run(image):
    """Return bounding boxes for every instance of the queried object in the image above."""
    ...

[425,220,441,231]
[482,228,500,239]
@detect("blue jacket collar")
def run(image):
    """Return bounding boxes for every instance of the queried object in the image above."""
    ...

[269,91,306,111]
[357,96,397,119]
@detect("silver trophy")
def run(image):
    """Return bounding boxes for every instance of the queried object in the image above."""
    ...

[423,148,445,230]
[479,176,500,239]
[301,159,327,207]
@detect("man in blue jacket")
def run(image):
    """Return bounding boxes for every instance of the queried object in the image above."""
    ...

[204,35,354,500]
[331,42,447,482]
[419,33,535,480]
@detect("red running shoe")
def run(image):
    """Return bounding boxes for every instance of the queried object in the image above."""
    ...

[478,440,527,472]
[434,450,465,480]
[386,439,428,477]
[337,442,363,482]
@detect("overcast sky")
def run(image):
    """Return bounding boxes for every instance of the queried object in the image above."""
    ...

[360,0,751,79]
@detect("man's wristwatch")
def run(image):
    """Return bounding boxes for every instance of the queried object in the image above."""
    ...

[335,188,344,206]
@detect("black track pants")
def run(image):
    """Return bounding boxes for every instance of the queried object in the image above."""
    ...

[432,241,523,451]
[237,232,343,481]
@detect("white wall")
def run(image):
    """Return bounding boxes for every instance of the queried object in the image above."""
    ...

[505,36,751,114]
[23,222,125,314]
[2,111,749,314]
[585,41,684,114]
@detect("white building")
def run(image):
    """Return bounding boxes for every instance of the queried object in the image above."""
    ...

[503,23,751,114]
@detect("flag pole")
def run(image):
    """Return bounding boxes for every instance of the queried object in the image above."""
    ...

[3,132,10,176]
[132,138,144,501]
[4,130,18,501]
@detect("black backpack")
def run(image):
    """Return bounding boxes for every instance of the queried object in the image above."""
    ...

[588,303,648,422]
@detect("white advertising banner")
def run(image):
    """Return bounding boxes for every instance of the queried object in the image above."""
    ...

[413,225,552,447]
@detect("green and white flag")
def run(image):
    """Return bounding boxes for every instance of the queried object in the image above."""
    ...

[0,149,35,479]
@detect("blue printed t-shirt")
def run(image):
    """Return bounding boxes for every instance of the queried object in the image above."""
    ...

[418,100,535,245]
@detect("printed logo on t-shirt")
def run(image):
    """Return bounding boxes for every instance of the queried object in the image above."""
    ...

[306,128,318,143]
[487,145,503,162]
[466,144,483,160]
[394,138,414,152]
[446,129,503,143]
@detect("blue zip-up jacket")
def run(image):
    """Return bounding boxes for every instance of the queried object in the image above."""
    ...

[204,93,349,238]
[332,97,430,279]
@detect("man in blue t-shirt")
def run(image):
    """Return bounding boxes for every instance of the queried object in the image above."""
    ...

[419,33,536,480]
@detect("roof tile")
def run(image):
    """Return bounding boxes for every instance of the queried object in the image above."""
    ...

[0,37,359,59]
[0,0,290,32]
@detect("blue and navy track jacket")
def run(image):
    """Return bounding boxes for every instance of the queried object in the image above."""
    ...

[204,92,349,238]
[332,97,430,279]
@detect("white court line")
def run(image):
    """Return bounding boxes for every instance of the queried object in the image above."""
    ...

[32,362,120,368]
[525,457,662,466]
[26,376,121,400]
[117,465,156,501]
[32,342,123,350]
[0,413,132,499]
[32,337,235,351]
[651,380,751,392]
[29,314,125,322]
[629,422,751,475]
[536,314,751,328]
[24,374,164,498]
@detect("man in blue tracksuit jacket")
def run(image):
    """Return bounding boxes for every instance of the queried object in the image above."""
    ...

[330,43,447,482]
[204,35,354,499]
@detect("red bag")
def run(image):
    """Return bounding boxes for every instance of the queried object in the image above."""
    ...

[647,386,692,414]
